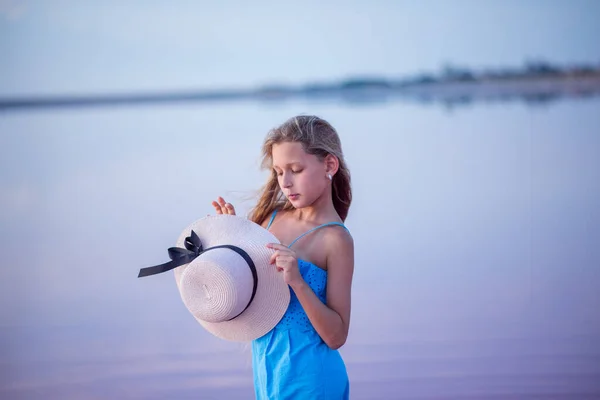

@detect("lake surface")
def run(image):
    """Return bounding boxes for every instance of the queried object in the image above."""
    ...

[1,97,599,399]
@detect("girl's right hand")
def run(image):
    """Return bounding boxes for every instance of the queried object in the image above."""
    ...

[211,196,236,215]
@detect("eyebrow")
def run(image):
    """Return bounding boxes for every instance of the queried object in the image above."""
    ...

[272,161,303,169]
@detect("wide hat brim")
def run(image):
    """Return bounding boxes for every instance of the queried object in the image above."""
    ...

[173,214,290,342]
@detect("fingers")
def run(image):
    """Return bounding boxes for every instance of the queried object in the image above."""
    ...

[211,197,236,215]
[270,253,281,271]
[225,203,236,215]
[268,249,295,265]
[269,252,288,272]
[269,250,280,265]
[211,201,223,214]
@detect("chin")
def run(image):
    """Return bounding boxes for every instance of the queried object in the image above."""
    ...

[288,199,304,208]
[293,201,314,210]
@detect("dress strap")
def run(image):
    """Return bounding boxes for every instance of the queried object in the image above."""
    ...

[288,222,349,248]
[266,209,278,230]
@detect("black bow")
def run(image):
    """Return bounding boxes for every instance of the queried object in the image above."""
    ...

[138,230,204,278]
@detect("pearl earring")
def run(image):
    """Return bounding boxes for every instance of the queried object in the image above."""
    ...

[327,174,332,180]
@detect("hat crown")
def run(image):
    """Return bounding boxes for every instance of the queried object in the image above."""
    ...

[179,248,255,322]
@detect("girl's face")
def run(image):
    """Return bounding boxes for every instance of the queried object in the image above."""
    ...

[271,141,329,209]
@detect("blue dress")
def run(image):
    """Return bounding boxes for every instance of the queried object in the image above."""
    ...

[252,211,350,399]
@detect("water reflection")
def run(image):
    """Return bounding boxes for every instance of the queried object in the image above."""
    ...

[1,100,599,398]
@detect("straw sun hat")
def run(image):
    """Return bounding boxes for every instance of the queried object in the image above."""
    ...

[138,214,290,342]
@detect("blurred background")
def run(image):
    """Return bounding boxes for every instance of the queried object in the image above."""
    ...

[1,0,599,399]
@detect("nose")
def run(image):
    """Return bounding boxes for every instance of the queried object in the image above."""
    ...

[282,172,293,188]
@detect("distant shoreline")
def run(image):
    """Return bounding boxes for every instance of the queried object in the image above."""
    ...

[1,63,599,111]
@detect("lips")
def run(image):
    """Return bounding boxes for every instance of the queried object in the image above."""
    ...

[288,194,299,200]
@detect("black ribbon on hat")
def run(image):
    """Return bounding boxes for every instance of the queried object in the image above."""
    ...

[138,230,258,320]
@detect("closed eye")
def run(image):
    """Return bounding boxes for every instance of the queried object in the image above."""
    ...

[273,169,302,176]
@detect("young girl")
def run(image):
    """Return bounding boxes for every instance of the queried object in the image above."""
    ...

[212,115,354,399]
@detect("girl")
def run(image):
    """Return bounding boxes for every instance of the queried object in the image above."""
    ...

[212,115,354,399]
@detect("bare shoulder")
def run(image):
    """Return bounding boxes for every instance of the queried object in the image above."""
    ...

[324,225,354,266]
[325,223,353,248]
[257,208,282,229]
[259,218,270,229]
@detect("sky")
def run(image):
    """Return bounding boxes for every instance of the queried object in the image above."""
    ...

[1,0,599,96]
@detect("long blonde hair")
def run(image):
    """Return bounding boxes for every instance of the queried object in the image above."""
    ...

[249,115,352,225]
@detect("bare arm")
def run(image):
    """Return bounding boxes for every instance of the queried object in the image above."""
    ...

[290,229,354,349]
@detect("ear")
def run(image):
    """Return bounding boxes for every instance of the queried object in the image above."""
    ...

[324,154,339,176]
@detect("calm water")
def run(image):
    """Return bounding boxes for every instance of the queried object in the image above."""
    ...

[1,98,599,399]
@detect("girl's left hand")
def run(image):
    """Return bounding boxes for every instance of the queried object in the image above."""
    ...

[266,243,304,287]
